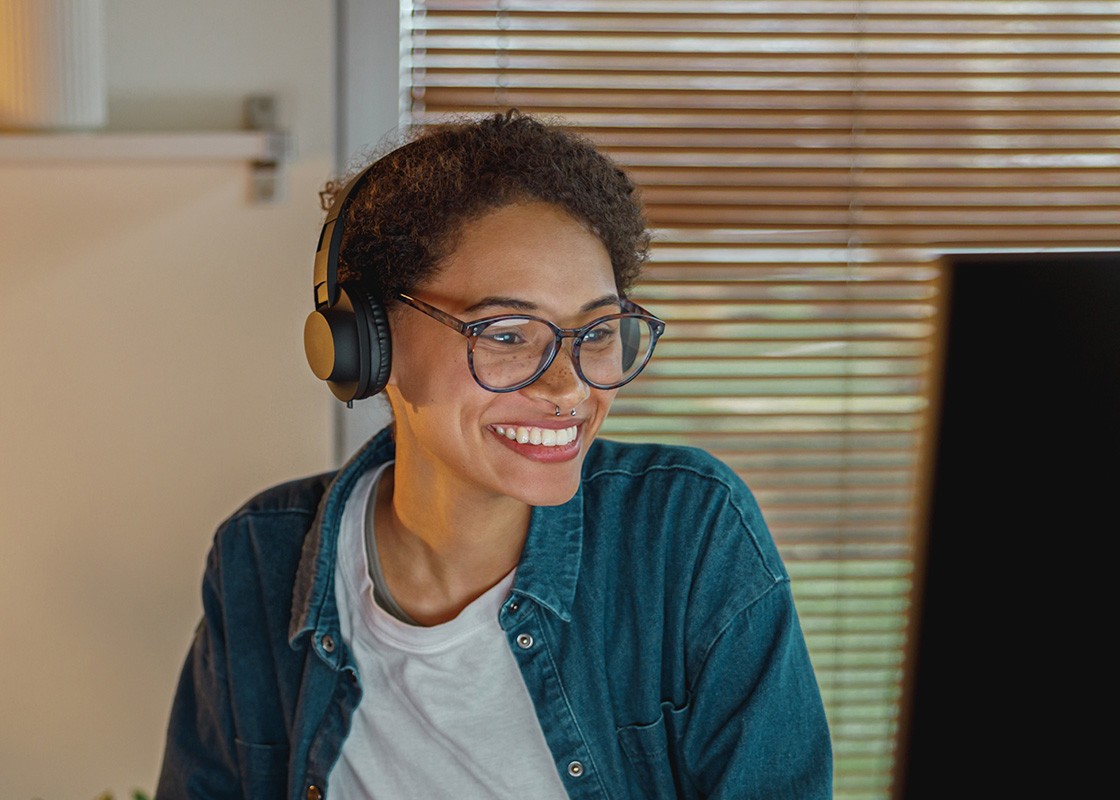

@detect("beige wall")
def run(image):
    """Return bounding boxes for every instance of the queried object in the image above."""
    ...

[0,2,335,796]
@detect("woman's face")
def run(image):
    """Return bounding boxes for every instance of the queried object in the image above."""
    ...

[385,200,621,507]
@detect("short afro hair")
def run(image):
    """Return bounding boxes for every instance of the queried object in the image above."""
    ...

[326,110,650,305]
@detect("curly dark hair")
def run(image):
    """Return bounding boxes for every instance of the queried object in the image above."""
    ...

[328,110,650,304]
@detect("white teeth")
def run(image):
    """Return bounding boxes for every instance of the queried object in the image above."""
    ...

[493,425,578,447]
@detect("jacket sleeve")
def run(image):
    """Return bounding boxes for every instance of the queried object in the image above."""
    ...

[156,543,243,799]
[682,579,833,799]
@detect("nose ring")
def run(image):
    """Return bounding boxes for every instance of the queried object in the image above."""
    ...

[554,405,577,417]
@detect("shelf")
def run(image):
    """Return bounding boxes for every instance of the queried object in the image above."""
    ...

[0,98,291,203]
[0,128,293,203]
[0,129,289,163]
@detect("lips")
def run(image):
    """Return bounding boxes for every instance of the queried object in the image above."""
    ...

[492,424,578,447]
[487,422,584,463]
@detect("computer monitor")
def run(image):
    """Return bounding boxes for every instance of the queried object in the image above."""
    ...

[893,251,1119,798]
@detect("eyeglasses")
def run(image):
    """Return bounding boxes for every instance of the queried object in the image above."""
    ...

[396,293,666,393]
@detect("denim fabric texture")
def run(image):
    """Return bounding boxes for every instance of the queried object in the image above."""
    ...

[156,427,832,799]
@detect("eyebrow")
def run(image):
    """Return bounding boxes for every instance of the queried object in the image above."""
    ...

[463,294,621,315]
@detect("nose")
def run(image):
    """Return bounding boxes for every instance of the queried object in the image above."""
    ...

[525,340,590,413]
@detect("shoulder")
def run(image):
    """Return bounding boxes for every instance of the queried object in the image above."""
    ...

[583,438,745,489]
[580,438,787,587]
[576,439,793,683]
[205,470,337,581]
[582,440,771,556]
[222,471,336,525]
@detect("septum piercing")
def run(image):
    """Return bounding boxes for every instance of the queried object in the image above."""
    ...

[554,405,577,417]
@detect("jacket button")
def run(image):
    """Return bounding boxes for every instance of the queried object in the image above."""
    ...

[321,634,335,653]
[306,785,323,800]
[516,633,534,649]
[567,760,584,777]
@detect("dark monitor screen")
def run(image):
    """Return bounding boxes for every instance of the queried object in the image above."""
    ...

[893,251,1119,798]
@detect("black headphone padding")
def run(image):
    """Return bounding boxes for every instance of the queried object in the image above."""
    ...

[347,279,393,399]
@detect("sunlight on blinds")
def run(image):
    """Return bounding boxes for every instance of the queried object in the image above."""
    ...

[404,2,1120,796]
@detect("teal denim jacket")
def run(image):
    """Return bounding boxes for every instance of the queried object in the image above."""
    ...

[157,428,832,799]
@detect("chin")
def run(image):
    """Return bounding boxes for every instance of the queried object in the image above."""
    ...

[501,467,583,508]
[482,421,597,506]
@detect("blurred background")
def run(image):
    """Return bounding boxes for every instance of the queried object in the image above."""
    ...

[0,1,337,796]
[1,2,1117,798]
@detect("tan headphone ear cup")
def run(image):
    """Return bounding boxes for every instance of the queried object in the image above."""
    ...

[345,280,392,399]
[304,287,362,402]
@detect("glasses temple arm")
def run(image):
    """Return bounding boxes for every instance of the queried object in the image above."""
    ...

[396,293,472,335]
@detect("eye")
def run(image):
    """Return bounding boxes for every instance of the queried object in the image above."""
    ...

[582,322,617,345]
[475,319,541,350]
[482,330,525,346]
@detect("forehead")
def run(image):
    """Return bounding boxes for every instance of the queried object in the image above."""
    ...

[424,201,617,312]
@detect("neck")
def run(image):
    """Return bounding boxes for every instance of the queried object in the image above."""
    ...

[374,445,531,626]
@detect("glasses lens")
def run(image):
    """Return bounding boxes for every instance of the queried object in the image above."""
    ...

[471,318,557,390]
[578,315,656,388]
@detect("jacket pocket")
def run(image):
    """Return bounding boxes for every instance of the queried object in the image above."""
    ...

[235,739,289,800]
[617,702,689,800]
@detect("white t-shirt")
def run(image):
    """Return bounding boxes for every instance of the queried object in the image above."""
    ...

[328,462,569,799]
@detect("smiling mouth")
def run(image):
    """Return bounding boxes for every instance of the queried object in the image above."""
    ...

[491,424,578,447]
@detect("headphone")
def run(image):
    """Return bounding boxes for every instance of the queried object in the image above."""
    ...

[303,161,394,404]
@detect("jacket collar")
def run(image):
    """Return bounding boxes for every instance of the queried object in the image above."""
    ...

[512,484,583,622]
[289,427,585,644]
[289,427,396,646]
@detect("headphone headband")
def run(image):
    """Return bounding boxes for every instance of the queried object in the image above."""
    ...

[312,138,426,311]
[312,165,379,310]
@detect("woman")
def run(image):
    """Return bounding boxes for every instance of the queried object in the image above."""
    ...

[157,111,831,799]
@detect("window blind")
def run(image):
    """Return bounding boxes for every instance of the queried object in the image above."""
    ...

[402,2,1120,797]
